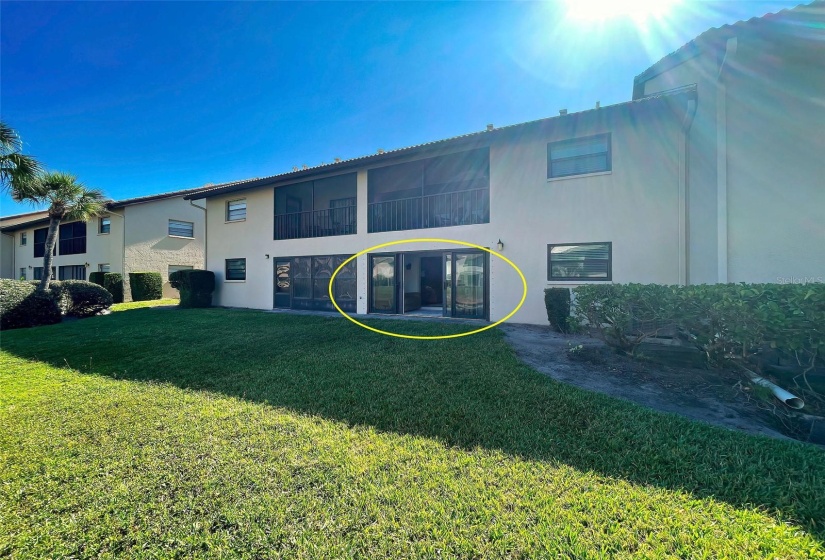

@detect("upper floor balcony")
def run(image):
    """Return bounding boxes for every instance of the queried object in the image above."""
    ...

[274,173,357,240]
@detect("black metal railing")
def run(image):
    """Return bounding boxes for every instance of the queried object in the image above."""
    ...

[368,188,489,233]
[275,206,356,240]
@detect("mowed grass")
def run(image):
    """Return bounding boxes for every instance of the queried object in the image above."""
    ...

[1,308,823,558]
[110,297,179,311]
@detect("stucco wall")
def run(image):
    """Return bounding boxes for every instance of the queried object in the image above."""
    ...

[1,233,15,279]
[123,197,206,299]
[204,99,686,326]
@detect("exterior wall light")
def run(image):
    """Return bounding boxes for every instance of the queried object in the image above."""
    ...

[84,262,90,267]
[265,254,270,259]
[497,239,504,251]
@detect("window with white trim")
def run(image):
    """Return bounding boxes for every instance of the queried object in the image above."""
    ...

[168,219,194,238]
[547,134,611,178]
[226,199,247,222]
[547,242,612,280]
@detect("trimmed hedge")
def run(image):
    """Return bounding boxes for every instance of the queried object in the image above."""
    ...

[58,280,113,317]
[129,272,163,302]
[169,269,215,308]
[0,279,61,330]
[572,283,825,373]
[88,271,105,287]
[104,273,124,304]
[544,288,572,333]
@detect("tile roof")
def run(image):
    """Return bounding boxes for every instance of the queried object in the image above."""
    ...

[184,85,697,201]
[634,1,823,86]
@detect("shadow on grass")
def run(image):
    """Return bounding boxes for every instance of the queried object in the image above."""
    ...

[3,307,824,539]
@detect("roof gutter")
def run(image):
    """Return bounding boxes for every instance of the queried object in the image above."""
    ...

[189,199,207,271]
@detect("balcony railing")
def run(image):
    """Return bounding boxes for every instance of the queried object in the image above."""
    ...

[275,206,356,240]
[368,188,489,233]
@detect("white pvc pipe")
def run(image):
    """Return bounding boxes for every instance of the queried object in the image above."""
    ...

[743,368,805,410]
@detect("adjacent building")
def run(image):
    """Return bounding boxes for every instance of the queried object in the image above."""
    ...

[1,188,206,299]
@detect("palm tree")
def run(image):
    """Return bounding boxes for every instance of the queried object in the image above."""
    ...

[0,121,41,195]
[16,172,107,292]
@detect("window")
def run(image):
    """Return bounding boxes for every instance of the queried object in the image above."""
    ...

[225,258,246,281]
[273,254,357,312]
[169,219,194,238]
[548,242,612,281]
[367,148,490,233]
[59,221,87,255]
[59,265,87,280]
[99,263,111,273]
[20,232,27,246]
[19,268,26,280]
[33,267,56,281]
[99,217,111,234]
[33,227,49,258]
[547,134,611,178]
[274,173,357,239]
[226,199,247,222]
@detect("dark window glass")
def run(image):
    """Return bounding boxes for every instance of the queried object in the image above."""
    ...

[169,220,194,237]
[274,174,357,240]
[368,148,489,233]
[99,217,111,234]
[277,254,356,311]
[227,199,247,221]
[20,232,27,246]
[59,221,87,255]
[59,265,86,280]
[34,227,49,258]
[548,134,611,178]
[225,258,246,281]
[547,243,612,280]
[33,267,56,280]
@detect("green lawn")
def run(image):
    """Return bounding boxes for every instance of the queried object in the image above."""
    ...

[110,297,179,311]
[1,308,823,558]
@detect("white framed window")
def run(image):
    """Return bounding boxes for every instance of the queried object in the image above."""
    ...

[99,263,111,273]
[168,219,194,238]
[225,258,246,281]
[99,216,111,234]
[20,232,27,246]
[548,242,612,281]
[226,199,247,222]
[19,268,26,280]
[547,134,611,179]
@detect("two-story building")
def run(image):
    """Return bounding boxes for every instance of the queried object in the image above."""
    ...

[1,188,207,299]
[185,3,823,326]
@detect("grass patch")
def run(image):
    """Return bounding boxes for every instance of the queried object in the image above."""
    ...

[110,298,178,311]
[1,307,824,558]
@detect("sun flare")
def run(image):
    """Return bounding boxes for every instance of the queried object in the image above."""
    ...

[564,0,681,25]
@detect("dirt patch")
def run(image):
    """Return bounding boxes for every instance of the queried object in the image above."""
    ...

[501,323,792,441]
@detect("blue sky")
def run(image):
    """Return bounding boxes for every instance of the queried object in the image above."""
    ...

[1,0,800,214]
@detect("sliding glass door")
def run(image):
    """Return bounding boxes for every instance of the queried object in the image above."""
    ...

[370,255,397,314]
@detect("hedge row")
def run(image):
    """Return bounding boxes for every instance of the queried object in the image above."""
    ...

[104,273,124,304]
[169,269,214,308]
[129,272,162,302]
[1,279,112,330]
[571,283,825,372]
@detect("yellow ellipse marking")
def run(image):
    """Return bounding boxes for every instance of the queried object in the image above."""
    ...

[328,238,528,340]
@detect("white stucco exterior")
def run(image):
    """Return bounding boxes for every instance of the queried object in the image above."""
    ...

[200,92,692,326]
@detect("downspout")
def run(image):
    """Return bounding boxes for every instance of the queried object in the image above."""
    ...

[680,96,697,285]
[2,231,15,279]
[716,37,737,283]
[189,199,207,270]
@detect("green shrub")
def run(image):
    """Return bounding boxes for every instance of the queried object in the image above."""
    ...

[544,288,572,333]
[103,273,124,304]
[572,283,825,371]
[59,280,113,317]
[88,271,105,287]
[170,269,215,308]
[129,272,163,302]
[0,279,62,330]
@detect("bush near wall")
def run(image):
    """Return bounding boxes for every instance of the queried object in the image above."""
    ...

[572,283,825,373]
[58,280,113,317]
[129,272,163,302]
[88,271,105,287]
[544,288,572,333]
[0,279,62,330]
[169,269,215,308]
[103,273,124,304]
